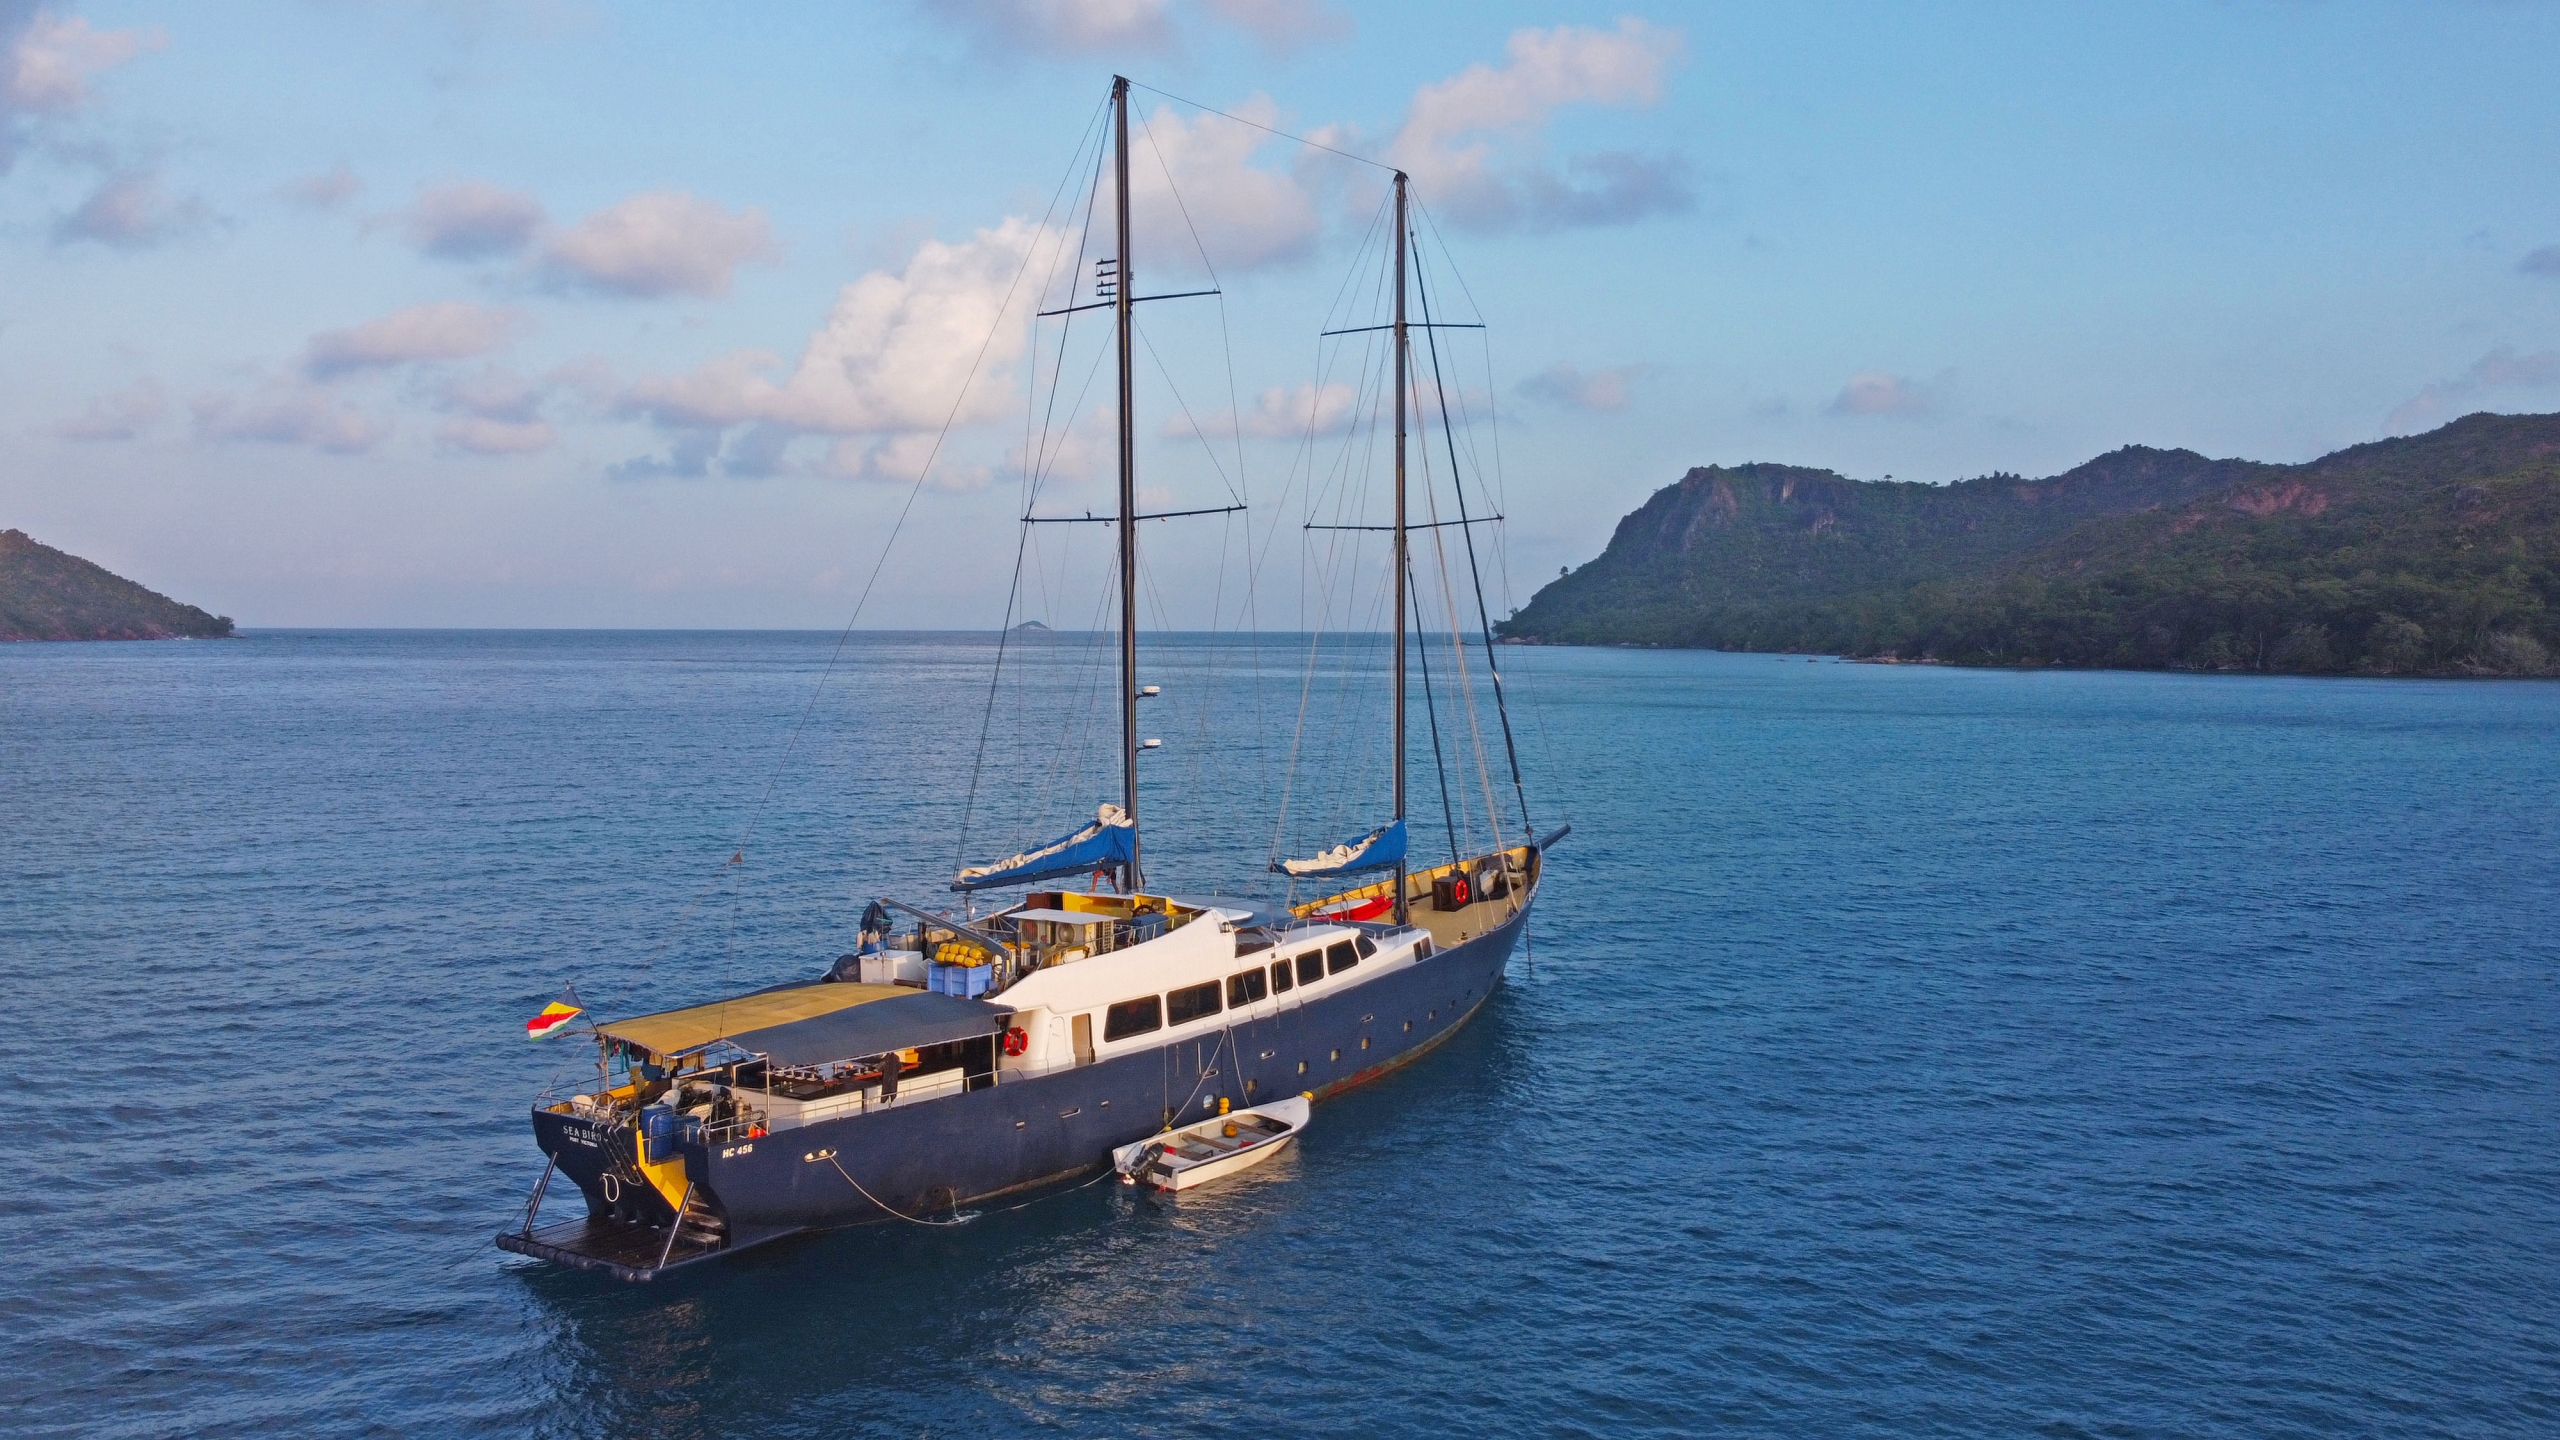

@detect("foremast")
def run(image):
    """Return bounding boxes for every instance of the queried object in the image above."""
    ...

[1112,75,1142,895]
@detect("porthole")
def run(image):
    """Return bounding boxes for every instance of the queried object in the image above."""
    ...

[1329,1048,1340,1061]
[1402,1021,1412,1033]
[1360,1037,1370,1050]
[1298,1060,1307,1074]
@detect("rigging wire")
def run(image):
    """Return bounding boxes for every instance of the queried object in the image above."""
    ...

[1412,236,1534,835]
[1126,80,1397,173]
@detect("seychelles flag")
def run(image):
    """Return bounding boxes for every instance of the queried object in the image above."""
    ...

[526,986,585,1042]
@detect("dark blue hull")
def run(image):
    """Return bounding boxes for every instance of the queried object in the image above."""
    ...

[508,901,1525,1273]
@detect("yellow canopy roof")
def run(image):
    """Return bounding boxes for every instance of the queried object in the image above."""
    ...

[597,982,910,1059]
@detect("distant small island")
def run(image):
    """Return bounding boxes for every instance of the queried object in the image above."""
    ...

[1010,619,1053,633]
[1,529,233,642]
[1498,412,2559,677]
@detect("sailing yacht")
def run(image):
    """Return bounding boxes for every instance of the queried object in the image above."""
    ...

[499,77,1564,1281]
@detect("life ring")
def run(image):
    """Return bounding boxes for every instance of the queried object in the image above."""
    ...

[1000,1026,1029,1057]
[1449,874,1471,906]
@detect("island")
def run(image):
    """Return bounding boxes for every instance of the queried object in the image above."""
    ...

[1496,411,2559,677]
[1,529,234,641]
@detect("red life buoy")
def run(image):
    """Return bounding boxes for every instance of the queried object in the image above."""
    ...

[1001,1026,1029,1057]
[1451,875,1471,906]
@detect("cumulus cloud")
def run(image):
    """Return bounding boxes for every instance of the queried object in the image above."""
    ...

[536,190,777,299]
[915,0,1176,56]
[1130,98,1325,273]
[2521,245,2560,280]
[1519,361,1645,412]
[437,416,554,454]
[2386,346,2560,434]
[1199,0,1350,52]
[52,170,204,247]
[1388,19,1690,234]
[193,386,389,454]
[623,216,1053,466]
[305,301,527,377]
[1199,379,1359,439]
[404,179,545,260]
[2,5,163,169]
[1827,372,1932,418]
[53,376,164,440]
[282,162,362,210]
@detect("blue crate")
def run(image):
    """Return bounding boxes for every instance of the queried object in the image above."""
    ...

[929,962,992,997]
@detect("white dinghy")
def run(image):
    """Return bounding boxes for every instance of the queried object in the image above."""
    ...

[1113,1095,1310,1192]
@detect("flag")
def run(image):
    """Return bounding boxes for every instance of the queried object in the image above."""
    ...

[526,986,585,1042]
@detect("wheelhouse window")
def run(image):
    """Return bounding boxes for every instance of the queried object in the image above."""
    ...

[1295,950,1325,987]
[1103,996,1162,1042]
[1356,935,1378,960]
[1228,968,1268,1007]
[1270,958,1294,993]
[1167,980,1222,1025]
[1327,940,1359,975]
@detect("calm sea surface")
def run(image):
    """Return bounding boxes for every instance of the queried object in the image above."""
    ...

[3,631,2555,1438]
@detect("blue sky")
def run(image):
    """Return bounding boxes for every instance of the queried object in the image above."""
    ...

[5,0,2558,628]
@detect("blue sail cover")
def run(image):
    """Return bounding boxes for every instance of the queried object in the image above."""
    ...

[953,804,1137,891]
[1274,819,1406,878]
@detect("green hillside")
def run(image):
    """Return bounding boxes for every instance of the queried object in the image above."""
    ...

[0,529,234,641]
[1497,412,2560,677]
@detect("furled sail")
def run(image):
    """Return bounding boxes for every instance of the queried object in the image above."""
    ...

[1273,819,1406,878]
[953,804,1137,891]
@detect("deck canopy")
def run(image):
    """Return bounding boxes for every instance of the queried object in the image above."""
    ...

[726,991,1008,1068]
[596,982,909,1061]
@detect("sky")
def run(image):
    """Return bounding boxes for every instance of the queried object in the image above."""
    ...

[4,0,2559,629]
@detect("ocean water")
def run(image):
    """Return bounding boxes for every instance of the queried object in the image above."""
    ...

[3,631,2556,1439]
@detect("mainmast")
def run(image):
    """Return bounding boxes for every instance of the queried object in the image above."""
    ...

[1112,76,1142,893]
[1390,170,1410,926]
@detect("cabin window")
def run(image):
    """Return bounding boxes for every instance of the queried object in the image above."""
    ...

[1356,935,1378,960]
[1270,959,1294,993]
[1103,995,1162,1042]
[1167,981,1222,1025]
[1415,937,1433,959]
[1327,941,1358,975]
[1228,968,1268,1007]
[1296,950,1325,986]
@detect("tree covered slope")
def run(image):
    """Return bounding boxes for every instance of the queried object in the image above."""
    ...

[0,529,233,641]
[1497,412,2560,676]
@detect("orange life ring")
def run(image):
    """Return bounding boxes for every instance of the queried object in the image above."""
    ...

[1001,1026,1029,1057]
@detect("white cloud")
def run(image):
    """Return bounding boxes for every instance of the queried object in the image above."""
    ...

[405,180,544,259]
[193,386,389,454]
[1199,0,1349,52]
[1215,379,1359,439]
[1827,372,1932,417]
[915,0,1176,56]
[305,301,527,377]
[1131,98,1324,273]
[54,376,164,440]
[4,6,161,110]
[438,416,554,454]
[283,162,362,210]
[624,215,1053,442]
[1519,361,1645,412]
[2386,346,2560,434]
[1388,19,1690,234]
[538,190,777,299]
[53,170,203,247]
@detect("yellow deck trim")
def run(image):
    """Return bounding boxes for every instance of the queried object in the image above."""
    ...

[596,982,909,1059]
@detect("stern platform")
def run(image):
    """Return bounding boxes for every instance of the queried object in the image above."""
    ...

[496,1215,729,1283]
